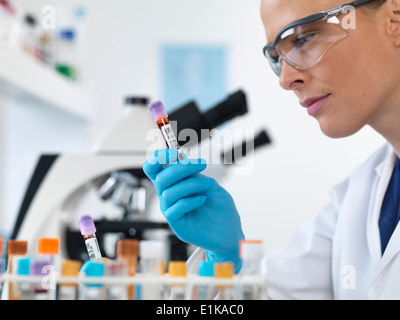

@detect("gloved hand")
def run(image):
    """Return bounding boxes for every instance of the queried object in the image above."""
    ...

[143,148,245,273]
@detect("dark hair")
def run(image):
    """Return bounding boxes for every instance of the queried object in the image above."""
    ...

[356,0,386,14]
[364,0,386,9]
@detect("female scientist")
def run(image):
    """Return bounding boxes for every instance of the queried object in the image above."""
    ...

[143,0,400,299]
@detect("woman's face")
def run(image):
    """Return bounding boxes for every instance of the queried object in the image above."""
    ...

[261,0,400,138]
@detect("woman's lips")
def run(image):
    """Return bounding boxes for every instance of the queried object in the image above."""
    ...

[300,94,331,116]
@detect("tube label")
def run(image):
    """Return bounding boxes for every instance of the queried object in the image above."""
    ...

[161,124,179,150]
[85,238,102,260]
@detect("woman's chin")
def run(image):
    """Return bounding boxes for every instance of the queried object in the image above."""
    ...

[317,117,364,139]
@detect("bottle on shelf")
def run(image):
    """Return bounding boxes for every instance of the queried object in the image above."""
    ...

[0,0,19,47]
[55,28,78,81]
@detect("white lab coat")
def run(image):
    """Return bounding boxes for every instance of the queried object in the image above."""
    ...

[187,142,400,299]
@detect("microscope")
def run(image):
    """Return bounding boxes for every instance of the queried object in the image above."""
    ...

[11,90,271,262]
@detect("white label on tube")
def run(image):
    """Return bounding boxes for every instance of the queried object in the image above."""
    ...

[161,124,179,150]
[85,238,102,260]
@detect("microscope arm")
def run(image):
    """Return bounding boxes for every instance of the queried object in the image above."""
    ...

[15,153,147,256]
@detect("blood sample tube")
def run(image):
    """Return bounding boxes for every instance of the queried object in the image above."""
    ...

[108,260,127,300]
[0,237,5,298]
[82,261,106,300]
[37,237,60,271]
[116,239,138,300]
[214,262,235,300]
[58,260,82,300]
[167,261,187,300]
[148,100,185,161]
[78,214,102,261]
[16,257,34,300]
[197,261,215,300]
[238,239,264,300]
[30,258,51,300]
[7,240,28,300]
[139,240,165,300]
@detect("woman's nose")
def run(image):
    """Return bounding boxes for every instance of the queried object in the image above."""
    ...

[279,60,306,91]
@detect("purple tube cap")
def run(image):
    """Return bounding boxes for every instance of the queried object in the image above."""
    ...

[30,259,51,276]
[148,100,168,122]
[78,214,96,236]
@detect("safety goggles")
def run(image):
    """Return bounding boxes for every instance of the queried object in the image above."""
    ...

[263,0,375,76]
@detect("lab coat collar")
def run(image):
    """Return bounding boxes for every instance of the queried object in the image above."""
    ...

[374,144,395,178]
[370,145,400,276]
[366,145,395,270]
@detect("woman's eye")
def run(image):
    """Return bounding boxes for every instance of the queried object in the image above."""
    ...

[294,34,314,48]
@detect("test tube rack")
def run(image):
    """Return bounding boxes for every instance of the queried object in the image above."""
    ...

[0,272,268,300]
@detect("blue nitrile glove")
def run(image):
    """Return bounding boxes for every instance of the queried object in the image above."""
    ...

[143,148,245,273]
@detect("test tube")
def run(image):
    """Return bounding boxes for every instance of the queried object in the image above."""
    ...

[139,240,165,300]
[0,237,5,298]
[167,261,187,300]
[214,262,235,300]
[0,260,4,298]
[196,261,215,300]
[78,214,102,261]
[16,257,34,300]
[82,261,106,300]
[116,239,138,300]
[7,240,28,300]
[58,260,82,300]
[30,258,51,300]
[108,260,127,300]
[37,237,60,300]
[37,237,60,269]
[148,100,185,161]
[238,240,264,300]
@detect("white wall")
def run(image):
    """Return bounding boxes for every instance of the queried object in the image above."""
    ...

[3,97,90,233]
[0,90,6,236]
[2,0,386,255]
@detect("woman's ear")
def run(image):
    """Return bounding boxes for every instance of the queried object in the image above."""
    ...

[386,0,400,46]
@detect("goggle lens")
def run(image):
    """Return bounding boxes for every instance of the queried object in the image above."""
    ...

[264,15,349,76]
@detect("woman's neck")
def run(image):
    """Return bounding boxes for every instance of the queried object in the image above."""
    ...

[369,101,400,158]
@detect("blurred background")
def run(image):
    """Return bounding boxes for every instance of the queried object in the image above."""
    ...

[0,0,385,259]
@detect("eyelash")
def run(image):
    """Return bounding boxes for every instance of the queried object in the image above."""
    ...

[293,34,315,47]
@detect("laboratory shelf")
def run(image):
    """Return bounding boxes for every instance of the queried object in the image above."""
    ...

[0,41,95,121]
